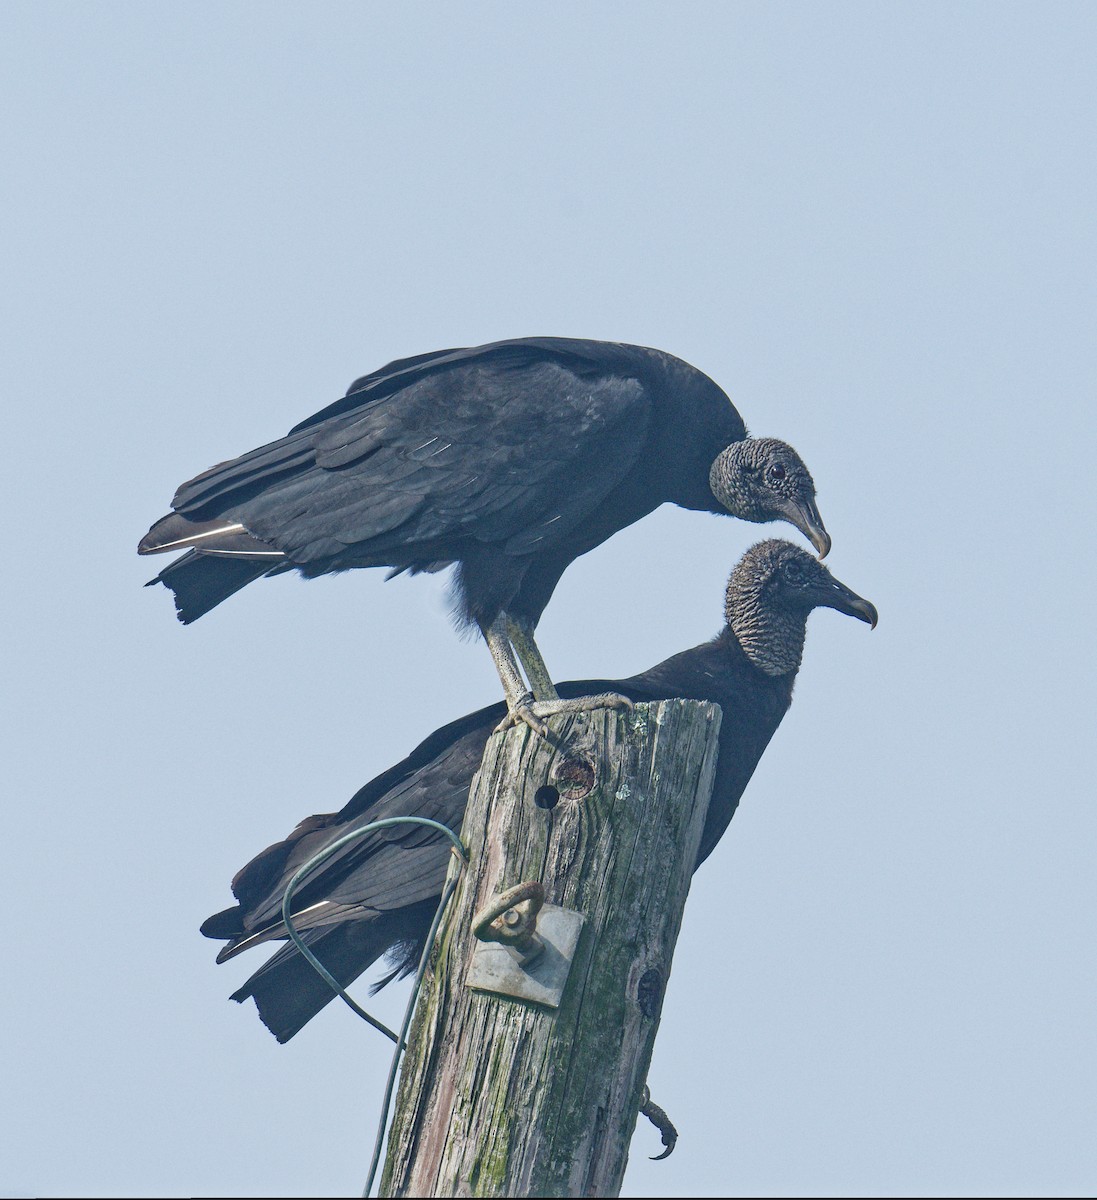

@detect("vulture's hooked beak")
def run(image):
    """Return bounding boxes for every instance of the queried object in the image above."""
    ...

[815,576,878,629]
[785,496,831,560]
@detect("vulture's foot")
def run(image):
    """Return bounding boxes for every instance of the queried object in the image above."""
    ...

[495,693,549,738]
[640,1085,678,1160]
[494,692,635,736]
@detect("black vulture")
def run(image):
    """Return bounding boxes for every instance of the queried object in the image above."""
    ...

[140,338,830,731]
[202,541,875,1043]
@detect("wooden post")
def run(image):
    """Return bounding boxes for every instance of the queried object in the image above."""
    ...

[380,699,722,1198]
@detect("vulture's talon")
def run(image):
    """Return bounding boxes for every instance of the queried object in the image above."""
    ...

[640,1085,678,1160]
[496,692,635,738]
[495,695,548,737]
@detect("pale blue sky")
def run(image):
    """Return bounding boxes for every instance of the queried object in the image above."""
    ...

[3,3,1094,1196]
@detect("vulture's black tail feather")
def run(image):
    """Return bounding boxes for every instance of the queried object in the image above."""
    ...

[145,551,285,624]
[228,906,432,1043]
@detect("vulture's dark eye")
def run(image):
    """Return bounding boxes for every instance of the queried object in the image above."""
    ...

[781,560,805,585]
[767,463,787,484]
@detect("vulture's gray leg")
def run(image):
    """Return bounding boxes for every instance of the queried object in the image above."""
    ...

[494,613,635,734]
[480,616,547,737]
[506,615,559,701]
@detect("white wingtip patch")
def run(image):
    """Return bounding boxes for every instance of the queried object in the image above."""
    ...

[151,522,248,552]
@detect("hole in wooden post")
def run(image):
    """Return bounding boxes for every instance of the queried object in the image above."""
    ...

[533,785,560,809]
[637,967,664,1019]
[552,755,596,800]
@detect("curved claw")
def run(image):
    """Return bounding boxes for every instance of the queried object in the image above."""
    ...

[640,1085,678,1160]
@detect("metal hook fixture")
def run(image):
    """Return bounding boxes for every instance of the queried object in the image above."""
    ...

[472,880,546,965]
[466,879,584,1008]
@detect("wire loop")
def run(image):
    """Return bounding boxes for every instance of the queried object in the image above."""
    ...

[277,815,468,1196]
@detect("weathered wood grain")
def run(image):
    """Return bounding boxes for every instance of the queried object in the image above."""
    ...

[381,699,722,1199]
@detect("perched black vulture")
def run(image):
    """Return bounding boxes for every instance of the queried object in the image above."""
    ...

[202,541,875,1043]
[140,338,830,731]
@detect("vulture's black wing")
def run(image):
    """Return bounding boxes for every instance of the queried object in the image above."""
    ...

[204,720,494,960]
[164,339,654,570]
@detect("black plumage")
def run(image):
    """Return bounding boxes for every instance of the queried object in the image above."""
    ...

[140,338,830,728]
[202,541,876,1043]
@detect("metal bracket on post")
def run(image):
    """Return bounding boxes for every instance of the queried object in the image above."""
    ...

[467,880,584,1008]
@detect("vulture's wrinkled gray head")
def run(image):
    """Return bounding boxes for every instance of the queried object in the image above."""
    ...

[725,540,877,676]
[710,437,831,557]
